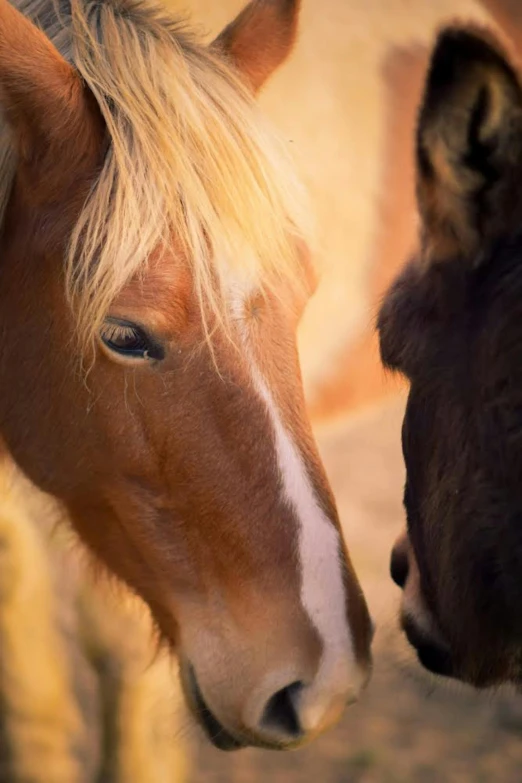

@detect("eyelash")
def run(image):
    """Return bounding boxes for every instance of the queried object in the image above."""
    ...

[100,319,164,361]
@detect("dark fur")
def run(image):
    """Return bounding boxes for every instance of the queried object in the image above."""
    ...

[379,26,522,686]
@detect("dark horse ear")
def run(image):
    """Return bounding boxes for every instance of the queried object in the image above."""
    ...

[417,25,522,262]
[0,0,102,197]
[213,0,301,93]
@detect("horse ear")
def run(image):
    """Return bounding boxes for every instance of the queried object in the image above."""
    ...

[0,0,101,192]
[214,0,301,93]
[417,25,522,261]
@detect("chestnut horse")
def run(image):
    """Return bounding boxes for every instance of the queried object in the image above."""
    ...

[0,0,372,753]
[379,23,522,688]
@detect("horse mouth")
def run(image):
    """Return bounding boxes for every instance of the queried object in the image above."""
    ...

[402,616,455,679]
[401,615,505,688]
[184,667,247,752]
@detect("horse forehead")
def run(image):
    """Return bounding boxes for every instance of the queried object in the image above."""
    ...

[110,249,308,413]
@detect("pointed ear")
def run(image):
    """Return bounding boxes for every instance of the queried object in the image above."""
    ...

[417,25,522,261]
[213,0,301,93]
[0,0,102,194]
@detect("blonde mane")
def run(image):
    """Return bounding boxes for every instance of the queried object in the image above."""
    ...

[0,0,310,345]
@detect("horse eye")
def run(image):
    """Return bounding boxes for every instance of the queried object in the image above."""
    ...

[100,318,164,361]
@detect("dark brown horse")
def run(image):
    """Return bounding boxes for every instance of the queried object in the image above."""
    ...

[0,0,372,752]
[379,21,522,688]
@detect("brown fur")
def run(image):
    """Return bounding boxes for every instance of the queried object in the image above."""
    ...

[214,0,301,93]
[0,0,103,198]
[0,0,371,751]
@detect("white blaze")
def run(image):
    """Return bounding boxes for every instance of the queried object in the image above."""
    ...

[245,358,362,730]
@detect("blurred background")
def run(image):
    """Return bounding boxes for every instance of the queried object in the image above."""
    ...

[3,1,522,781]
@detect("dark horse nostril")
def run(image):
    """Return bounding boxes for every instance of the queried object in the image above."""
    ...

[260,681,304,740]
[390,545,409,589]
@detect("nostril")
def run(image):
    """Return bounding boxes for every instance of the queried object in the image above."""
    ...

[260,681,303,740]
[390,545,409,588]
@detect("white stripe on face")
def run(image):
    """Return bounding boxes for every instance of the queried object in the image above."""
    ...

[243,351,363,732]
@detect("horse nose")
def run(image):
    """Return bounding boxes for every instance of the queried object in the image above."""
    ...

[244,663,369,747]
[390,533,410,589]
[260,681,303,741]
